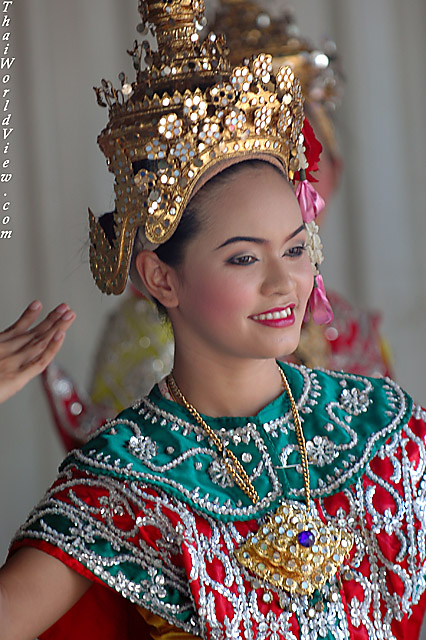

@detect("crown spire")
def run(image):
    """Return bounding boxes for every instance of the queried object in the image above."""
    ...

[138,0,206,52]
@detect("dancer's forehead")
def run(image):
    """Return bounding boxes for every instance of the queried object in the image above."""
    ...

[186,153,288,205]
[185,163,303,250]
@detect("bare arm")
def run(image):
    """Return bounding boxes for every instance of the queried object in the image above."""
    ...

[0,547,90,640]
[0,301,76,404]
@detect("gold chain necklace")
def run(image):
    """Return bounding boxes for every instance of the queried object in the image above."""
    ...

[167,372,259,504]
[167,367,309,507]
[166,365,353,598]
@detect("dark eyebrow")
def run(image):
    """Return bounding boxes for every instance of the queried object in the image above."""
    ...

[287,224,305,241]
[215,236,265,250]
[215,224,305,250]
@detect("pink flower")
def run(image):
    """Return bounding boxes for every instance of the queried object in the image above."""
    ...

[295,180,325,223]
[305,275,334,325]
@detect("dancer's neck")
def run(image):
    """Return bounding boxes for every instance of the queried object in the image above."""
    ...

[172,350,284,418]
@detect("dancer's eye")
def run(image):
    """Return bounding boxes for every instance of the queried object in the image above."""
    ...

[285,244,306,258]
[227,254,259,266]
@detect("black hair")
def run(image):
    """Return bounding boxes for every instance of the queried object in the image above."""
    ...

[154,198,200,269]
[98,211,116,247]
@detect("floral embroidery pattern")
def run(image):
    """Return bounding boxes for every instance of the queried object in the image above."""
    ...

[306,435,339,467]
[208,458,235,488]
[128,434,158,460]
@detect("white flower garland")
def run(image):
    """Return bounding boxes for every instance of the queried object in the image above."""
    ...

[305,221,324,275]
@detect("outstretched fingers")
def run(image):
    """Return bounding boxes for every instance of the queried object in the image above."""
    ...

[0,300,44,341]
[0,303,72,355]
[17,309,76,367]
[0,302,76,404]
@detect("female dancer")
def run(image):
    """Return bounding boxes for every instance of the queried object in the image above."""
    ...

[41,2,392,454]
[1,2,425,639]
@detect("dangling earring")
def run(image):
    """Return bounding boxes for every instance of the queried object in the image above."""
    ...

[296,168,333,325]
[304,274,334,325]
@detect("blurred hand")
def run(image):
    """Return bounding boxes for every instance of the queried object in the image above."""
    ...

[0,301,76,403]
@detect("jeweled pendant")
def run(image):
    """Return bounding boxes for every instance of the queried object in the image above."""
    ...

[235,501,353,597]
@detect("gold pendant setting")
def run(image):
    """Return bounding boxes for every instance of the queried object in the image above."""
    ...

[235,501,353,597]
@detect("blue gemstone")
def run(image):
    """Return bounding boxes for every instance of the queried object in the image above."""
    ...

[298,530,315,548]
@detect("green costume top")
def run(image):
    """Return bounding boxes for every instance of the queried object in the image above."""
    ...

[12,363,426,640]
[70,362,411,520]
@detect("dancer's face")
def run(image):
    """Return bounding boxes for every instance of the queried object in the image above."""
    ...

[167,163,314,362]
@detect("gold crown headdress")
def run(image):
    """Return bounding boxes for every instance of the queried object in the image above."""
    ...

[212,0,343,155]
[89,0,309,295]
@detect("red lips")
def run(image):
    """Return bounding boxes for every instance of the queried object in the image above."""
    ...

[249,305,295,328]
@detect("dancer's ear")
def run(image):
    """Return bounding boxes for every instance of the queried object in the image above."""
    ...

[135,251,179,308]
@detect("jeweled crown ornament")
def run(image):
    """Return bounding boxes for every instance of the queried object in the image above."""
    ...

[89,0,307,294]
